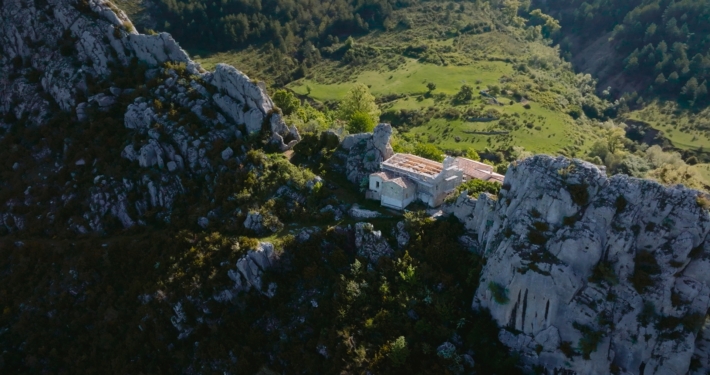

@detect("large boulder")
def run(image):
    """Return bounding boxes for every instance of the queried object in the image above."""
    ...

[336,123,394,185]
[354,222,394,263]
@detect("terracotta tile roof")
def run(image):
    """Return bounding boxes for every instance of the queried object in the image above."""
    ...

[453,157,504,184]
[387,177,416,189]
[371,171,395,180]
[453,157,494,175]
[488,173,505,183]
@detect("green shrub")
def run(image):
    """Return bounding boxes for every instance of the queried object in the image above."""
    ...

[573,322,604,360]
[630,250,661,293]
[567,183,589,206]
[488,282,509,304]
[348,111,375,133]
[589,260,618,285]
[562,215,578,226]
[388,336,409,367]
[413,143,444,162]
[532,221,549,232]
[527,229,548,246]
[615,195,628,213]
[451,178,501,200]
[681,313,706,334]
[559,341,576,358]
[638,302,656,327]
[273,89,300,116]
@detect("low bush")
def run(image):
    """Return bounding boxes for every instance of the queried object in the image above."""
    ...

[589,260,618,285]
[629,250,661,293]
[488,282,509,304]
[573,322,605,360]
[567,183,589,206]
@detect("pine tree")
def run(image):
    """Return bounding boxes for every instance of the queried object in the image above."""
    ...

[696,80,708,105]
[681,77,699,100]
[655,73,667,86]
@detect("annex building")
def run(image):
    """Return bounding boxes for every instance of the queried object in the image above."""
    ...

[366,153,504,210]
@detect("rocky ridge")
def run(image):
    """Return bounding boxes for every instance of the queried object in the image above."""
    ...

[0,0,300,234]
[450,155,710,375]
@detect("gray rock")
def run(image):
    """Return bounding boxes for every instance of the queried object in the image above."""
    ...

[137,140,164,168]
[337,123,394,184]
[197,217,209,229]
[0,0,300,235]
[121,145,137,161]
[76,102,88,121]
[221,147,233,161]
[88,93,116,108]
[354,222,393,263]
[393,221,410,248]
[459,155,710,375]
[349,205,382,219]
[244,211,264,233]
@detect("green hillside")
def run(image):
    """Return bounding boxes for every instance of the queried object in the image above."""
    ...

[196,2,607,159]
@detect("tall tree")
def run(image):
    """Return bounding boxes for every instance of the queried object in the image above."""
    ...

[338,83,381,125]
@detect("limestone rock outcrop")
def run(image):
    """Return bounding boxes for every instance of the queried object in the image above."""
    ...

[454,155,710,375]
[335,123,394,185]
[0,0,299,233]
[354,222,394,263]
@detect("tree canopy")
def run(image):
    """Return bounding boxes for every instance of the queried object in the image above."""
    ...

[339,83,381,126]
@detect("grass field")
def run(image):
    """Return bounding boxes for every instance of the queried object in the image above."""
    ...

[283,47,594,156]
[194,4,603,158]
[288,59,513,100]
[626,101,710,151]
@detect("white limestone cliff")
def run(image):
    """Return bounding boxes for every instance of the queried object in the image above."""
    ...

[452,155,710,375]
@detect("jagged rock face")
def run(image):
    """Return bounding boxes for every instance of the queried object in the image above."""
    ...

[335,123,394,185]
[0,0,299,233]
[455,155,710,374]
[180,242,278,339]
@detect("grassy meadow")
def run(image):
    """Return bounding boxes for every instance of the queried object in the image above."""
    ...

[626,101,710,151]
[194,4,604,158]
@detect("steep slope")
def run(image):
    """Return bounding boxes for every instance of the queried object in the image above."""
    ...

[452,155,710,374]
[0,0,300,235]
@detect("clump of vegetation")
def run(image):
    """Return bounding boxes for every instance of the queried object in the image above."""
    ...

[164,61,187,76]
[387,336,410,367]
[589,260,619,285]
[413,142,444,162]
[630,250,661,293]
[488,282,509,304]
[562,215,578,226]
[567,183,589,206]
[349,111,376,133]
[573,322,605,360]
[559,341,576,359]
[615,195,628,213]
[449,178,502,201]
[272,89,300,116]
[697,195,710,210]
[527,228,548,246]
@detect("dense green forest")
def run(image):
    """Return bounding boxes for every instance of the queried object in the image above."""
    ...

[156,0,415,52]
[534,0,710,107]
